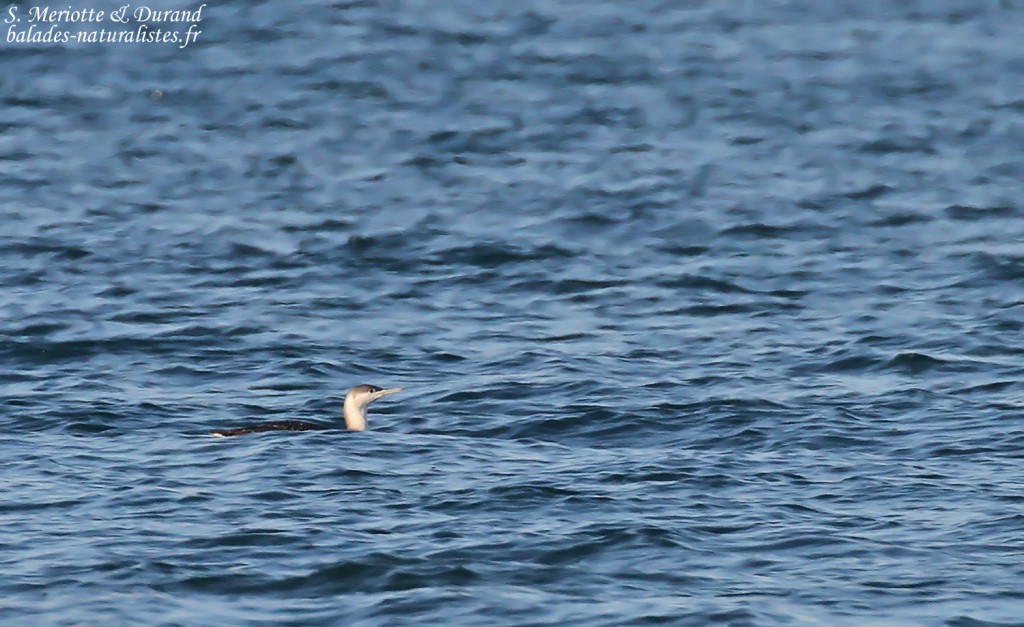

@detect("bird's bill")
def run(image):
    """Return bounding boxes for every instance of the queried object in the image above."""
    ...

[370,387,403,401]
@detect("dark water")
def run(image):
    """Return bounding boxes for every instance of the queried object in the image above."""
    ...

[3,0,1024,624]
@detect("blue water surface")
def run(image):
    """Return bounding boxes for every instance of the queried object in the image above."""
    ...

[2,1,1024,624]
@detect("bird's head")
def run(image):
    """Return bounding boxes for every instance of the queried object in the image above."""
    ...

[343,384,402,430]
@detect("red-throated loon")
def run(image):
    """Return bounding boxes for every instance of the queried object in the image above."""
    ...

[211,384,402,437]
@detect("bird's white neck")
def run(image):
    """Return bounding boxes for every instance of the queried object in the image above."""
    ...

[343,396,368,431]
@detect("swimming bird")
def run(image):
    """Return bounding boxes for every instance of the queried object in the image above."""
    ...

[211,384,402,437]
